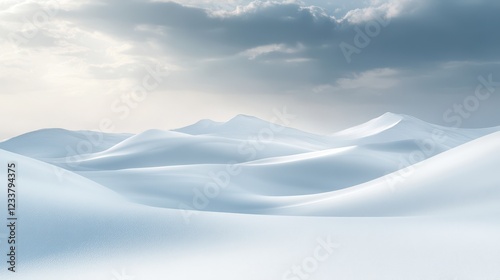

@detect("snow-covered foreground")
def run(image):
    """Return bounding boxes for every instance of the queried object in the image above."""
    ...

[1,113,500,279]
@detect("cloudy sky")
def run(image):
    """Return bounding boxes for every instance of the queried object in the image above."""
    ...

[1,0,499,138]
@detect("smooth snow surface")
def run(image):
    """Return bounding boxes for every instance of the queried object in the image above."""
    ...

[1,113,499,279]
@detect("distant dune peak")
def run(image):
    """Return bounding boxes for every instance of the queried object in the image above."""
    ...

[175,114,282,136]
[333,112,405,138]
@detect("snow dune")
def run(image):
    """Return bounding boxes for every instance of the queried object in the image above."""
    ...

[0,112,498,215]
[1,113,499,279]
[52,129,312,170]
[0,128,131,159]
[269,130,500,217]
